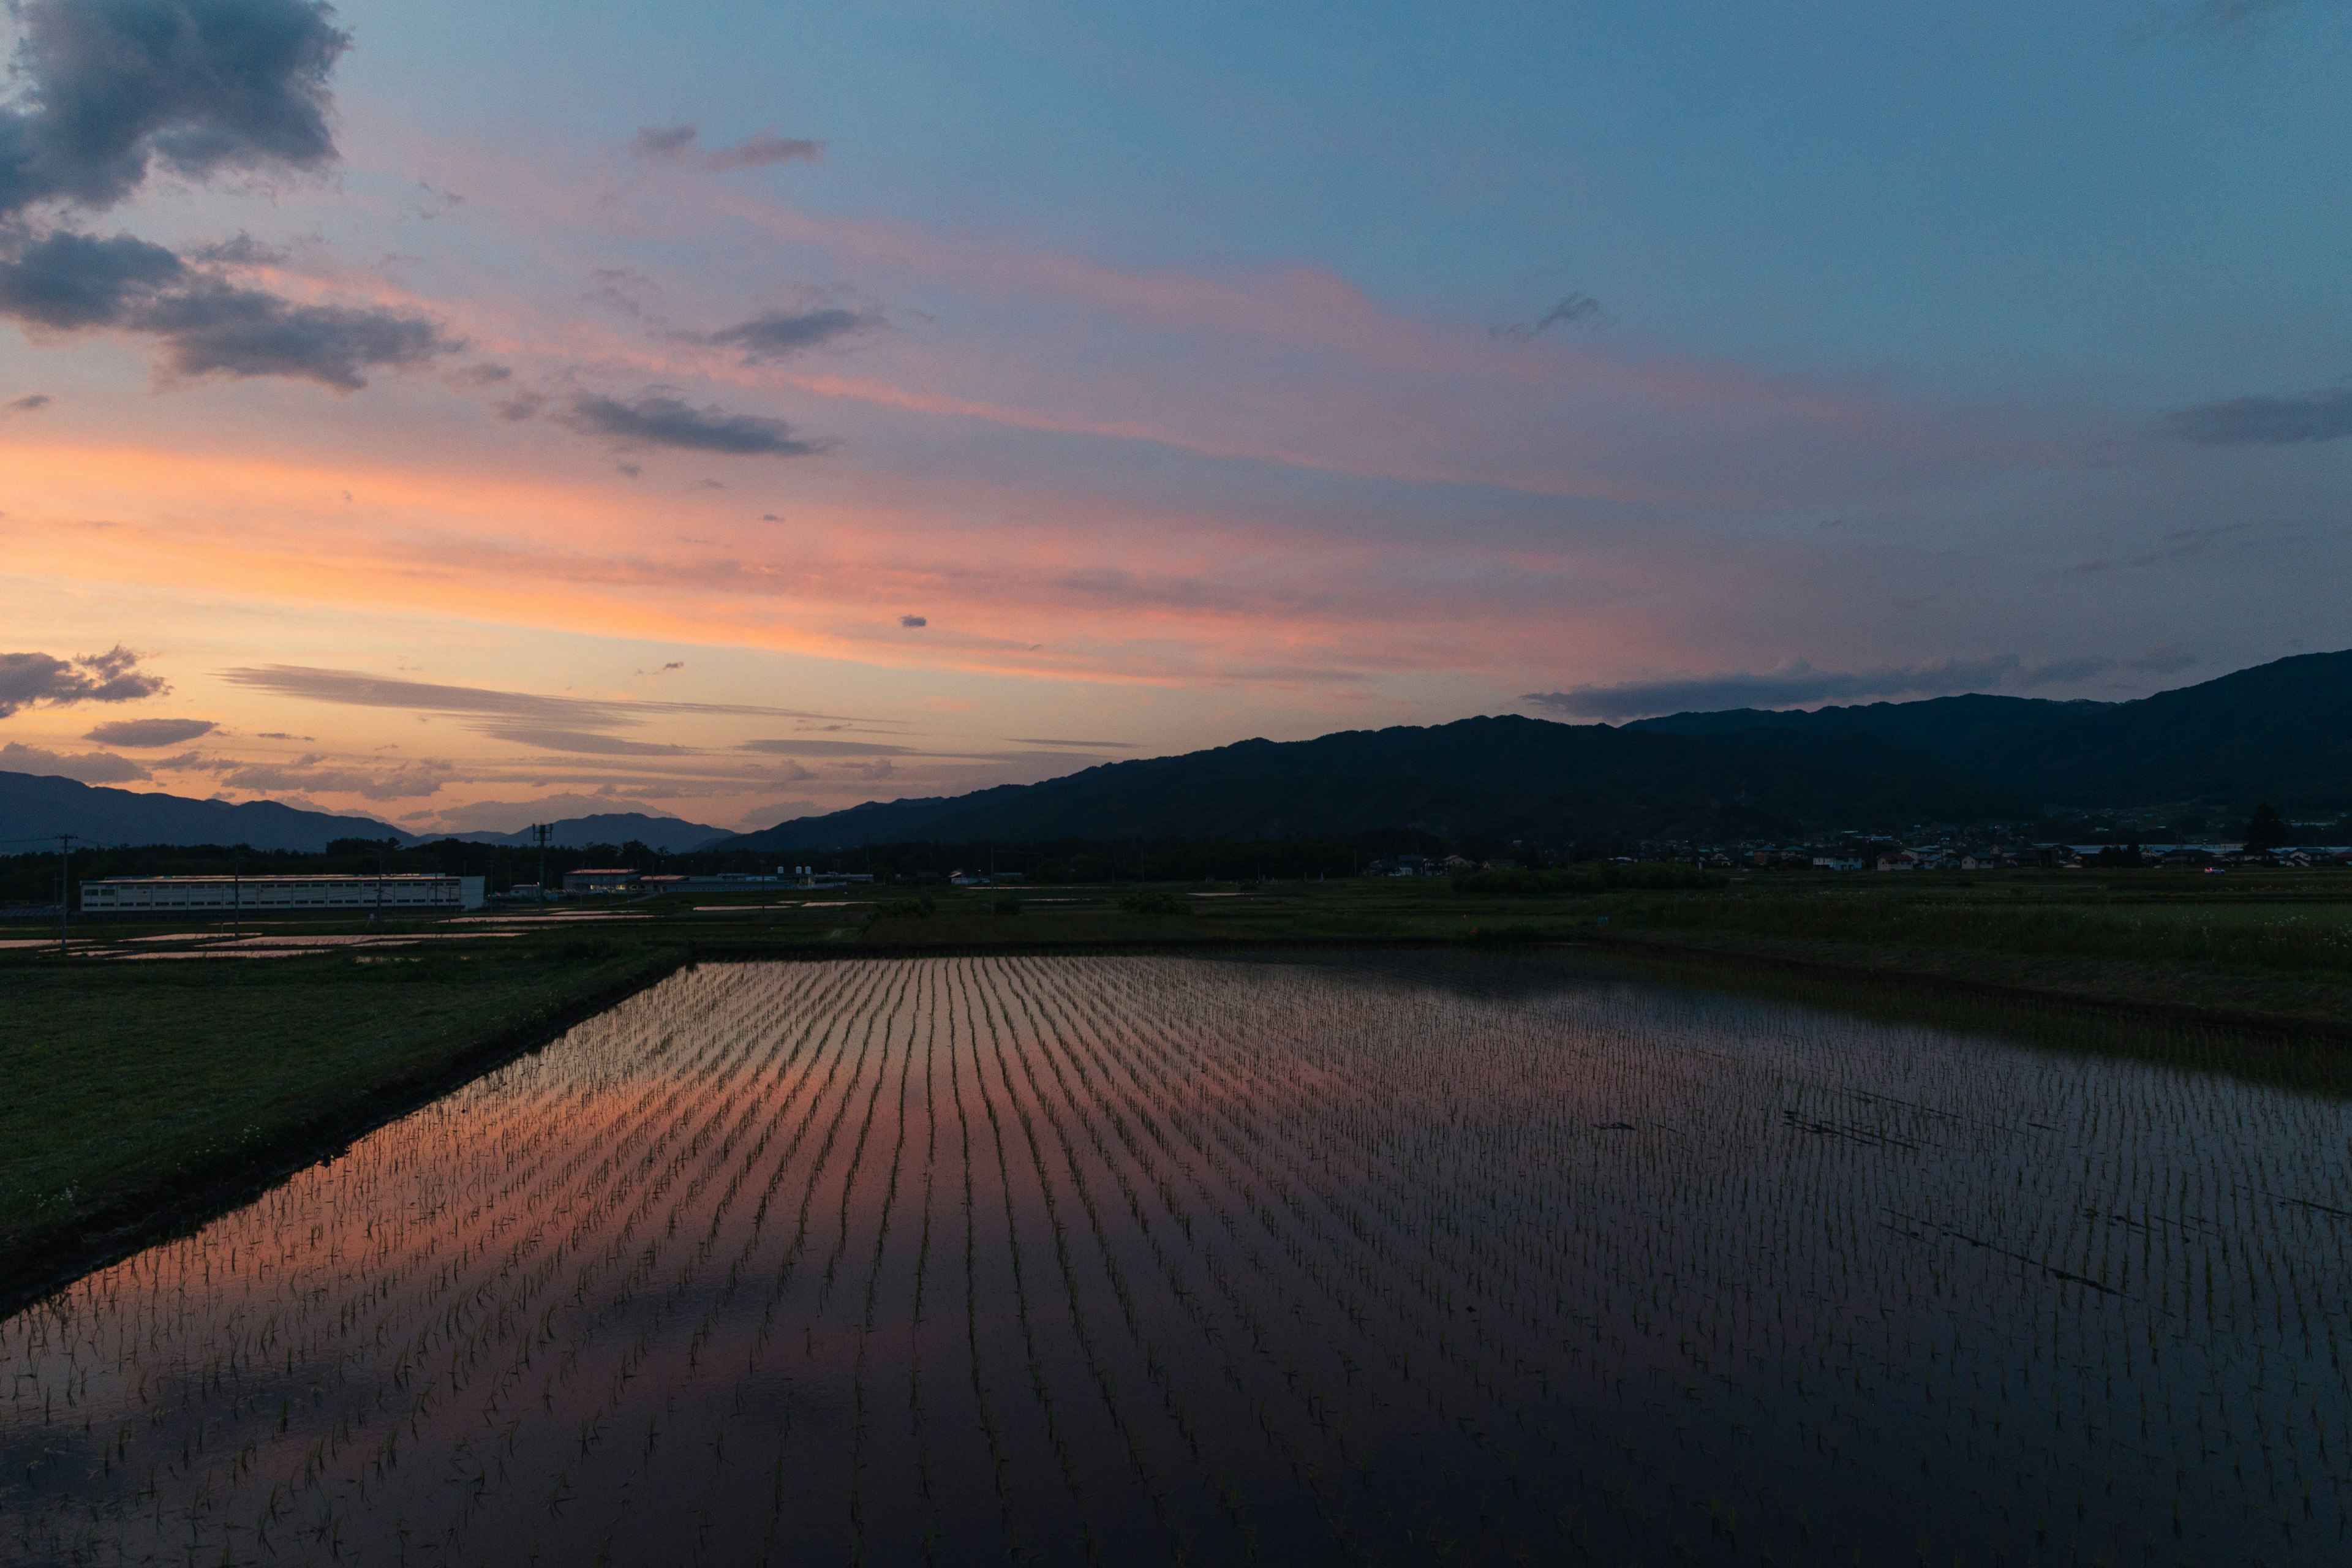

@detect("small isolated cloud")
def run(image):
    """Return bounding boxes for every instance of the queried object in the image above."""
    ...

[661,660,685,671]
[761,512,781,522]
[559,389,823,457]
[0,230,457,390]
[701,307,876,361]
[0,740,149,783]
[83,717,216,746]
[1525,654,2117,720]
[2160,385,2352,445]
[0,0,350,222]
[632,124,824,171]
[899,614,927,628]
[1007,737,1135,750]
[0,645,167,717]
[1493,293,1605,344]
[2,393,50,415]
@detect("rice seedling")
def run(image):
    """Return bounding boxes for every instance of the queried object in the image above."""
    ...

[4,950,2346,1564]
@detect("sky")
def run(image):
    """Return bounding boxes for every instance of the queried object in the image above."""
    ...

[1,0,2347,835]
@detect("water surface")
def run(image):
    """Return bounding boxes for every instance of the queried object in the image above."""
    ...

[5,952,2346,1564]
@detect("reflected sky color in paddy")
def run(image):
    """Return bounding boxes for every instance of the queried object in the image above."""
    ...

[5,953,2350,1564]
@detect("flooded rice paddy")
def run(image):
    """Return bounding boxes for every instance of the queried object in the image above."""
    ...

[6,952,2350,1565]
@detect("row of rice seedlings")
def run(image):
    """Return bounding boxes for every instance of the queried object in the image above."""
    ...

[9,951,2350,1563]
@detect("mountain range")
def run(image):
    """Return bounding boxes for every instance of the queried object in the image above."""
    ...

[0,775,731,855]
[7,650,2342,854]
[724,649,2350,850]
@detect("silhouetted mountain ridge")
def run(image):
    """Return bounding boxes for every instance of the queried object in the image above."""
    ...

[722,650,2349,850]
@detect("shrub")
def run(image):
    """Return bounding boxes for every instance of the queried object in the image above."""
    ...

[1119,890,1192,916]
[1452,863,1725,896]
[877,897,935,919]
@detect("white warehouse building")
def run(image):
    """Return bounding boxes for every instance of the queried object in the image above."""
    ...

[80,875,487,914]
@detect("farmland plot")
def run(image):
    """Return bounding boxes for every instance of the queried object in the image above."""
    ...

[4,952,2349,1565]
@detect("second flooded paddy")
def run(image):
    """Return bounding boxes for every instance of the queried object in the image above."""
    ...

[5,952,2348,1564]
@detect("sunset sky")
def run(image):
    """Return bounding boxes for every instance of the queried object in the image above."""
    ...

[3,0,2348,835]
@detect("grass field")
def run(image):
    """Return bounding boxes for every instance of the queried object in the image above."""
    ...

[5,865,2348,1311]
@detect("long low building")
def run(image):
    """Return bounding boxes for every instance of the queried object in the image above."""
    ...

[80,874,488,913]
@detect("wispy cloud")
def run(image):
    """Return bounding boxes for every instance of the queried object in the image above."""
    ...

[633,124,824,171]
[83,717,216,747]
[557,390,825,456]
[700,307,876,361]
[1491,292,1605,343]
[0,740,149,783]
[219,665,855,728]
[738,737,924,757]
[1525,654,2117,720]
[2160,386,2352,445]
[478,725,698,756]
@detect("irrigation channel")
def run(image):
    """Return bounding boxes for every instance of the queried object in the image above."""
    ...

[6,952,2349,1565]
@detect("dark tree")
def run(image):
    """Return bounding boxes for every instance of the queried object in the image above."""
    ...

[2241,802,2292,853]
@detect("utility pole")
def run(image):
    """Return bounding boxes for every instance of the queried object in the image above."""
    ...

[233,850,242,940]
[532,823,552,905]
[56,833,76,955]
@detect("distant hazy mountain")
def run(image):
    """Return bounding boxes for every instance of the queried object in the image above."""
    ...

[720,715,2035,851]
[719,650,2350,851]
[1628,649,2352,812]
[0,771,410,852]
[435,813,731,853]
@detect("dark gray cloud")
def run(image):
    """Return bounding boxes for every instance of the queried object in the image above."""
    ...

[0,644,168,717]
[1524,654,2117,720]
[0,739,149,783]
[1493,292,1605,344]
[2,392,49,414]
[84,716,216,745]
[137,279,453,388]
[1006,737,1135,750]
[702,306,875,361]
[899,614,927,628]
[559,390,823,457]
[2160,385,2352,445]
[0,0,349,220]
[633,124,823,171]
[0,229,185,328]
[0,228,457,388]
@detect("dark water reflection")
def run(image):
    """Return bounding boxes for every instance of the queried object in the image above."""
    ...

[5,952,2349,1564]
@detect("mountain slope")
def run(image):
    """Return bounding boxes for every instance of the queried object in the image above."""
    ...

[723,715,2035,850]
[0,771,409,852]
[1629,649,2352,810]
[436,813,730,853]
